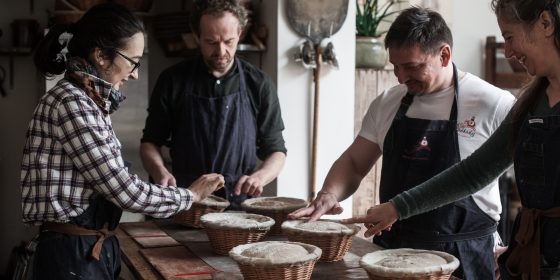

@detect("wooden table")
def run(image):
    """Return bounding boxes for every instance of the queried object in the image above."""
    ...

[117,220,383,279]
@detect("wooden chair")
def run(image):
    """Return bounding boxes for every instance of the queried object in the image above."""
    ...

[485,36,528,244]
[484,36,531,89]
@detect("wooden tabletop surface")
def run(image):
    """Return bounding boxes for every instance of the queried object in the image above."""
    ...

[117,220,384,280]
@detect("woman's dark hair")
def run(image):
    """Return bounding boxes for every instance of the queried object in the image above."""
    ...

[385,6,453,55]
[34,2,144,77]
[491,0,560,152]
[190,0,248,36]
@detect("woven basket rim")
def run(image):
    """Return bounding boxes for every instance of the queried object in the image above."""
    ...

[193,194,230,208]
[241,196,308,211]
[281,219,360,236]
[229,241,322,266]
[360,248,460,277]
[200,212,275,230]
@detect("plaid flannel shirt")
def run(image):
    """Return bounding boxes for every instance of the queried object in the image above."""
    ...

[21,72,193,225]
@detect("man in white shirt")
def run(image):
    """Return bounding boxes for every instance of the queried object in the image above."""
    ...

[289,7,515,280]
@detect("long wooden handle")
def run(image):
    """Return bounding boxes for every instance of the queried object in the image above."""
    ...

[310,44,322,202]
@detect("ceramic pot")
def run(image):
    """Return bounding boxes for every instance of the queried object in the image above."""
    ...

[355,36,387,69]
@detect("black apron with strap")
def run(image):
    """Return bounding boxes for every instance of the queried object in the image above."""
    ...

[374,64,497,280]
[498,108,560,280]
[33,195,123,279]
[171,58,257,210]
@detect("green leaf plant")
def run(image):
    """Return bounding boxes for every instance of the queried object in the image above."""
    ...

[356,0,407,37]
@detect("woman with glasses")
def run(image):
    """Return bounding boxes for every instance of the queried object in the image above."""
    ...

[24,3,225,279]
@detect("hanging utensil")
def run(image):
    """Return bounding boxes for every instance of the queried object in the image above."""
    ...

[293,39,316,69]
[286,0,349,45]
[286,0,349,201]
[0,65,7,97]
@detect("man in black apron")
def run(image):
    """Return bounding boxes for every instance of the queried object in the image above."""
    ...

[140,0,287,210]
[289,7,515,279]
[374,64,497,279]
[171,59,258,209]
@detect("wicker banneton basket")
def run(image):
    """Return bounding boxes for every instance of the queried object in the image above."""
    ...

[281,219,360,262]
[241,197,308,235]
[229,241,322,280]
[200,212,275,255]
[172,195,230,228]
[360,248,460,280]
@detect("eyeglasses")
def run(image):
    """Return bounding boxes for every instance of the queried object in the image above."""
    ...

[116,50,141,73]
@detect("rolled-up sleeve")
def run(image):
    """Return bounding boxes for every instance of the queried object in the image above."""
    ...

[141,71,173,147]
[255,76,287,160]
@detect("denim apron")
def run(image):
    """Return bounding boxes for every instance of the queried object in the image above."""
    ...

[171,59,257,210]
[375,64,497,280]
[498,108,560,280]
[33,196,122,279]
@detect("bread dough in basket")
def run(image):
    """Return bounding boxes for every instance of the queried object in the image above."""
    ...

[200,212,275,230]
[230,241,322,266]
[195,195,230,208]
[376,252,447,268]
[282,220,360,236]
[241,197,308,211]
[360,248,460,278]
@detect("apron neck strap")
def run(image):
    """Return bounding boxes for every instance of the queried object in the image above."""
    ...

[395,63,460,121]
[449,62,459,121]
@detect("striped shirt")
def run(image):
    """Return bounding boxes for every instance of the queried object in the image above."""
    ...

[21,72,192,225]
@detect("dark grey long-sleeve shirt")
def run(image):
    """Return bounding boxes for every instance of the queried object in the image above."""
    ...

[391,93,560,219]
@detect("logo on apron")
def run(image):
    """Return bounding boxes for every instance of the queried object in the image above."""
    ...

[458,116,477,137]
[404,136,431,160]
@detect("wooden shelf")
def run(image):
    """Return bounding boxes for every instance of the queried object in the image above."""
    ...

[0,47,33,56]
[485,36,531,89]
[0,47,33,92]
[493,72,531,89]
[237,43,266,52]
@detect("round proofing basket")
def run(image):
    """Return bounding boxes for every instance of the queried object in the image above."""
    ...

[172,195,230,228]
[282,220,360,262]
[237,261,316,280]
[201,213,275,255]
[230,241,321,280]
[360,248,460,280]
[241,197,308,235]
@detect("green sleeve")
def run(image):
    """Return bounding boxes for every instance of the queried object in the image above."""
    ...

[390,115,514,220]
[255,76,287,159]
[141,69,174,147]
[241,60,287,159]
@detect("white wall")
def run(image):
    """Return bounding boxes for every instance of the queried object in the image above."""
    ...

[276,0,356,218]
[451,0,502,76]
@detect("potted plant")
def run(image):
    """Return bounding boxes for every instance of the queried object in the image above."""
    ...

[355,0,406,69]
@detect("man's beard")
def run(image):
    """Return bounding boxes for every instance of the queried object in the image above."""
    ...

[405,80,425,95]
[207,53,233,72]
